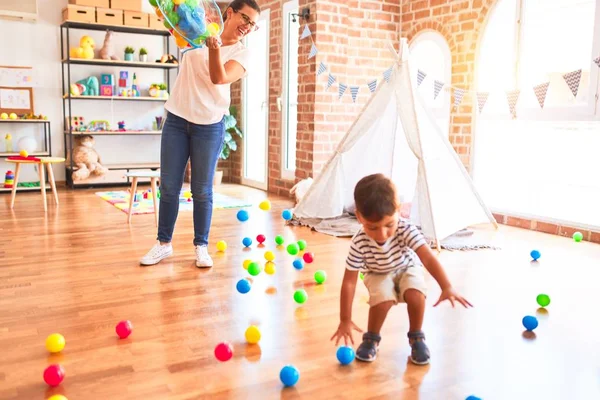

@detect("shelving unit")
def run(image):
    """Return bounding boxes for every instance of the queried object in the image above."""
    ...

[60,20,177,189]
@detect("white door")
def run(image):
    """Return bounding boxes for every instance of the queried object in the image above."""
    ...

[242,9,270,190]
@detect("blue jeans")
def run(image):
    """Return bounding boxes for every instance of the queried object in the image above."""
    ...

[157,111,225,246]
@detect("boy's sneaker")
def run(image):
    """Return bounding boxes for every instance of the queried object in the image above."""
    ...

[195,245,213,268]
[356,332,381,362]
[408,331,430,365]
[140,242,173,266]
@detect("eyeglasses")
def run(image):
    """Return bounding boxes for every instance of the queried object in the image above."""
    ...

[234,9,259,31]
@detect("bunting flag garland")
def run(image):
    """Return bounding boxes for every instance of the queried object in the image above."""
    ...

[383,67,393,83]
[453,88,466,108]
[300,25,311,40]
[476,92,489,113]
[308,43,318,59]
[562,69,582,98]
[317,62,327,76]
[595,56,600,68]
[367,79,377,93]
[350,86,360,103]
[433,80,444,99]
[338,83,348,99]
[533,82,550,109]
[506,90,520,117]
[417,70,427,86]
[326,73,336,90]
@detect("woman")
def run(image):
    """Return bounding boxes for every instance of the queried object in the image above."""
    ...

[140,0,261,268]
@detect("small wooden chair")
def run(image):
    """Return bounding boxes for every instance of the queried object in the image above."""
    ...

[124,170,160,226]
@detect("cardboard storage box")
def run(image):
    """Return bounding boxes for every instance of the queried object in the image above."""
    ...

[62,4,95,23]
[69,0,109,8]
[148,15,166,30]
[124,11,148,28]
[110,0,142,11]
[97,7,123,25]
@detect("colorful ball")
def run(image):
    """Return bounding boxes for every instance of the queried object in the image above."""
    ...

[259,200,271,211]
[207,22,220,36]
[257,234,266,244]
[183,190,192,199]
[466,396,482,400]
[530,250,541,260]
[314,270,327,284]
[573,231,583,242]
[279,365,299,387]
[243,259,252,270]
[292,259,304,270]
[19,150,28,158]
[264,251,275,262]
[214,342,233,361]
[242,237,252,247]
[293,289,307,304]
[336,346,355,365]
[522,315,538,331]
[248,262,261,276]
[303,252,314,263]
[237,209,249,222]
[116,320,133,339]
[287,243,299,255]
[536,293,550,307]
[297,239,307,251]
[265,261,276,275]
[43,364,65,387]
[359,272,364,280]
[48,395,69,400]
[148,0,158,6]
[236,278,251,294]
[281,209,293,220]
[45,333,66,353]
[217,240,227,252]
[275,235,285,245]
[245,325,261,344]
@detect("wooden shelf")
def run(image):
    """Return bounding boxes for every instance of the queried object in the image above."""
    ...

[62,58,178,69]
[63,95,167,102]
[0,151,49,158]
[66,162,160,170]
[0,119,49,123]
[66,131,161,136]
[61,21,170,36]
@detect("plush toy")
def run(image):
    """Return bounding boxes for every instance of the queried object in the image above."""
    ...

[66,135,108,181]
[99,30,119,60]
[156,54,179,64]
[76,76,99,96]
[70,35,95,59]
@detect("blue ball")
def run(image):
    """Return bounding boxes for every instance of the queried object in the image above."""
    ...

[292,259,304,270]
[236,278,251,294]
[466,396,482,400]
[281,209,293,221]
[279,365,299,387]
[530,250,541,260]
[242,237,252,247]
[522,315,538,331]
[237,209,249,222]
[336,346,355,365]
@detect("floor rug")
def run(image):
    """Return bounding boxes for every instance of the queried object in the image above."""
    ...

[95,190,252,215]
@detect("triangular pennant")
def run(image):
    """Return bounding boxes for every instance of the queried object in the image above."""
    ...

[506,90,520,117]
[317,61,327,76]
[533,82,550,109]
[453,88,466,108]
[350,86,359,103]
[308,43,318,59]
[433,80,444,99]
[595,56,600,68]
[383,67,392,83]
[367,79,377,93]
[563,69,582,98]
[338,83,347,100]
[300,25,311,40]
[417,69,427,86]
[326,73,336,90]
[476,92,489,113]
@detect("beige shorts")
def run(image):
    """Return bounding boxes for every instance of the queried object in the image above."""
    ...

[363,266,427,306]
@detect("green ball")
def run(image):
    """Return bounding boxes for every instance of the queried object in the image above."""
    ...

[297,239,307,251]
[359,272,364,281]
[248,262,261,276]
[275,235,285,245]
[293,289,307,304]
[573,231,583,242]
[149,0,158,6]
[287,243,299,256]
[314,270,326,284]
[160,0,174,12]
[167,10,180,25]
[536,294,550,307]
[185,0,199,8]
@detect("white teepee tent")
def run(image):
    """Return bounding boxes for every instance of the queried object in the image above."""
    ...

[293,39,497,248]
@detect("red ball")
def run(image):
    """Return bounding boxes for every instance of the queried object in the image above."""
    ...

[116,320,133,339]
[303,252,314,263]
[43,364,65,387]
[214,342,233,362]
[256,234,266,244]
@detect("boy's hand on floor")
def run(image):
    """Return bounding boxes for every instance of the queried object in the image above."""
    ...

[433,287,473,308]
[330,320,363,346]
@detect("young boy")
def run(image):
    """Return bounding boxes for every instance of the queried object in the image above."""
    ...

[330,173,472,364]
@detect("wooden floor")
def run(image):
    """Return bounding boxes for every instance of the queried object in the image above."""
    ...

[1,184,600,400]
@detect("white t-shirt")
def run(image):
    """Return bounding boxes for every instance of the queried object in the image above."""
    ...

[165,42,251,125]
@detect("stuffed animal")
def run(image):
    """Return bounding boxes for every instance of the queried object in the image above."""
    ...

[76,76,99,96]
[99,30,119,60]
[69,35,95,59]
[66,135,108,181]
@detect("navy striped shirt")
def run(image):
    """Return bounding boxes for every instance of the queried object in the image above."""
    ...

[346,219,427,273]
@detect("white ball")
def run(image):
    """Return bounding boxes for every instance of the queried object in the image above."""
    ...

[18,136,37,153]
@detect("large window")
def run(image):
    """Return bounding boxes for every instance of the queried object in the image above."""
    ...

[473,0,600,228]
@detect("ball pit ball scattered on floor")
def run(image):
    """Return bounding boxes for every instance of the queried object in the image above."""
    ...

[217,240,227,252]
[45,333,65,353]
[336,346,355,365]
[522,315,538,331]
[314,270,327,284]
[279,365,300,387]
[530,250,541,261]
[303,252,314,263]
[214,342,234,362]
[293,259,304,270]
[287,243,300,256]
[245,325,261,344]
[242,237,252,247]
[573,231,583,242]
[259,200,271,211]
[293,289,308,304]
[256,234,266,244]
[237,209,249,222]
[536,294,550,307]
[281,209,293,220]
[43,364,65,387]
[116,320,133,339]
[236,278,251,294]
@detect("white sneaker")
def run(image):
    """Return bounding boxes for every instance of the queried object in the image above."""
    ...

[140,242,173,266]
[195,245,213,268]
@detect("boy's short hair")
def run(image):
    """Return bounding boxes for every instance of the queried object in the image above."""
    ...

[353,173,399,221]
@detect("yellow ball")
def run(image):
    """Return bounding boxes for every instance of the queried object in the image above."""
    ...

[243,259,252,270]
[173,0,185,3]
[48,396,68,400]
[216,240,227,252]
[207,22,220,36]
[9,113,17,120]
[183,190,192,199]
[1,113,8,119]
[264,261,276,275]
[264,251,275,262]
[259,200,271,211]
[45,333,65,353]
[245,325,261,344]
[19,150,28,158]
